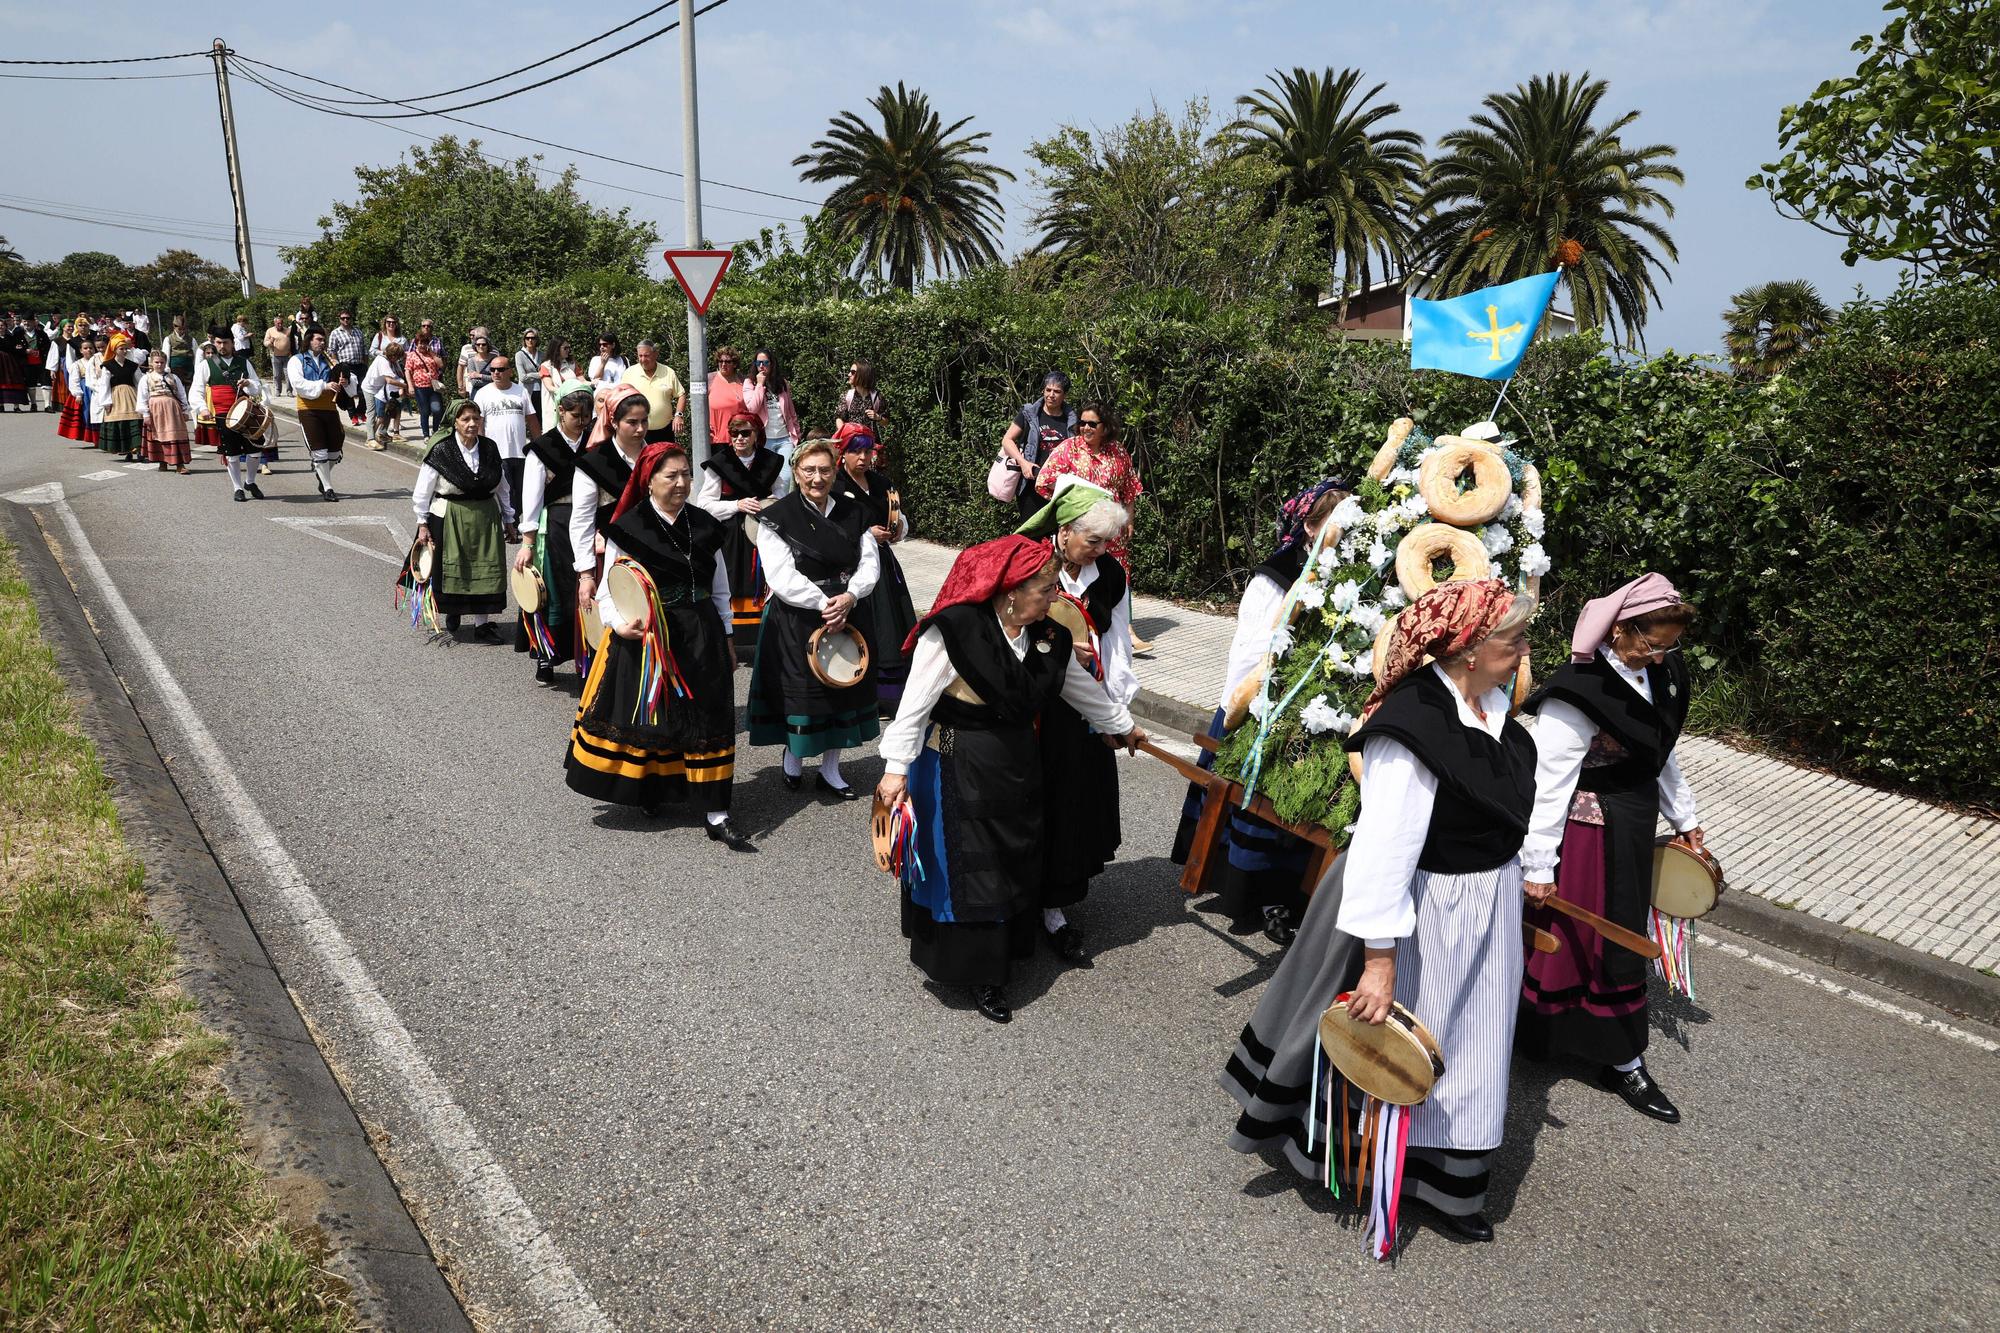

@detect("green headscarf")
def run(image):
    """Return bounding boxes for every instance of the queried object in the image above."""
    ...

[1014,476,1115,538]
[426,397,480,452]
[553,378,594,404]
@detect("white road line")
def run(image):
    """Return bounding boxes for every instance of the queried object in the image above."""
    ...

[1694,933,1998,1053]
[32,486,610,1332]
[270,516,407,566]
[77,469,126,481]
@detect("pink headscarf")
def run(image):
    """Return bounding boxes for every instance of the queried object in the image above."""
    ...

[1570,572,1682,661]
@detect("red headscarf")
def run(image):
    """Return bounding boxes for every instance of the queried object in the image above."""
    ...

[1364,578,1515,716]
[609,442,689,525]
[588,382,647,452]
[902,534,1053,655]
[833,420,876,454]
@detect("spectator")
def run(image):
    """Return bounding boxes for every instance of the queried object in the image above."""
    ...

[361,339,408,448]
[405,334,446,439]
[514,328,544,423]
[741,347,801,467]
[326,311,368,426]
[291,296,317,349]
[263,315,294,397]
[456,327,492,397]
[832,357,886,435]
[412,316,444,359]
[369,314,404,359]
[618,338,685,443]
[1034,401,1142,566]
[475,355,536,541]
[587,332,628,384]
[230,311,253,363]
[997,372,1077,523]
[537,336,577,431]
[161,315,196,391]
[706,345,748,450]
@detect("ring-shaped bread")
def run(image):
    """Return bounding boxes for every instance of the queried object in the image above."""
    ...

[1419,441,1513,527]
[1395,523,1493,601]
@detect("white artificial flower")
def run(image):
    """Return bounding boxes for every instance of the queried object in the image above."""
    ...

[1386,466,1420,487]
[1329,579,1362,613]
[1301,695,1342,735]
[1247,693,1271,721]
[1348,655,1377,678]
[1269,624,1295,657]
[1501,492,1523,520]
[1522,507,1546,539]
[1296,580,1326,610]
[1382,586,1408,609]
[1330,496,1366,533]
[1324,637,1350,666]
[1520,542,1551,577]
[1481,525,1514,557]
[1350,604,1386,635]
[1397,492,1429,521]
[1369,506,1401,534]
[1366,538,1392,570]
[1315,544,1340,573]
[1338,531,1361,561]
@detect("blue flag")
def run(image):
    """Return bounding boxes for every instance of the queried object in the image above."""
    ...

[1409,271,1562,380]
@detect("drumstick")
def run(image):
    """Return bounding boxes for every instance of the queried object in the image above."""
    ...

[1543,895,1663,959]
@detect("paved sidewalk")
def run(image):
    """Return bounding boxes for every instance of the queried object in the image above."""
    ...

[895,538,2000,981]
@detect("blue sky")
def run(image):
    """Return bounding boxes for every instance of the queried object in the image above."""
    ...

[3,0,1899,353]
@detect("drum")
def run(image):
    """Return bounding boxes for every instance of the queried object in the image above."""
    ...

[224,396,270,440]
[509,563,545,614]
[605,559,655,632]
[807,624,870,689]
[1652,835,1723,919]
[1317,995,1443,1107]
[744,513,763,544]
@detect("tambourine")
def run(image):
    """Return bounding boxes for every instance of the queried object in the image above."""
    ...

[871,796,899,873]
[1652,835,1723,920]
[509,563,546,613]
[406,536,434,584]
[1045,591,1099,673]
[1317,995,1443,1107]
[580,595,604,651]
[605,559,655,633]
[808,624,870,689]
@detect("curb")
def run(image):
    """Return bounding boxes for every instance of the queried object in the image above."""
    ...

[1,502,471,1332]
[269,401,429,467]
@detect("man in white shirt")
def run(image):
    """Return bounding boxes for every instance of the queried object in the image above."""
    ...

[474,355,534,541]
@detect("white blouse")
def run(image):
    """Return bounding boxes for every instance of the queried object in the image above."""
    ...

[1059,560,1139,709]
[596,501,732,634]
[1336,665,1514,947]
[412,440,516,525]
[567,438,645,573]
[518,425,585,534]
[692,451,792,522]
[881,617,1136,775]
[753,495,880,611]
[1220,572,1287,707]
[1522,647,1700,878]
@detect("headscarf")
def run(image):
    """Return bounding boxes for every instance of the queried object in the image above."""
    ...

[1570,572,1681,662]
[1363,577,1515,716]
[587,382,647,451]
[1014,475,1113,539]
[553,378,595,407]
[902,535,1053,655]
[609,441,689,525]
[1274,477,1352,553]
[833,420,876,454]
[425,397,480,452]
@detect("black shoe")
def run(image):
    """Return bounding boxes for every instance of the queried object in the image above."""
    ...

[245,481,264,499]
[1430,1208,1495,1243]
[324,490,339,503]
[815,773,858,801]
[534,663,555,684]
[471,623,503,644]
[971,986,1012,1024]
[705,819,757,852]
[1598,1063,1681,1123]
[1262,905,1297,947]
[1046,925,1093,969]
[232,488,247,502]
[782,771,802,791]
[641,803,666,819]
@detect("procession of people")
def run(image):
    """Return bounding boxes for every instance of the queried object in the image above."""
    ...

[23,303,1710,1259]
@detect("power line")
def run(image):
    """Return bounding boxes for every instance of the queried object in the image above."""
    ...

[0,200,288,251]
[0,69,207,82]
[0,192,319,243]
[0,50,206,65]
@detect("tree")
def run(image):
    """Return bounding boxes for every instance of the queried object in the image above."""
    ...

[1415,73,1683,347]
[793,83,1014,292]
[134,248,238,317]
[730,214,883,304]
[1026,101,1325,312]
[0,234,21,267]
[1217,67,1425,309]
[281,136,658,290]
[1723,280,1833,377]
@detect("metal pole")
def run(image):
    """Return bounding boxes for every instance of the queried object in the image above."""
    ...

[678,0,709,469]
[209,40,257,297]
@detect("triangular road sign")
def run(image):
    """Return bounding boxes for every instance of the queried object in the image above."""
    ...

[664,249,733,314]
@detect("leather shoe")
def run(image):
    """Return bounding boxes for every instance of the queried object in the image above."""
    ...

[781,771,802,791]
[1598,1063,1681,1123]
[815,773,858,801]
[1431,1208,1494,1243]
[971,986,1012,1023]
[245,481,264,499]
[705,819,757,852]
[1046,925,1093,968]
[471,623,504,644]
[232,488,247,503]
[534,663,556,684]
[1262,905,1297,947]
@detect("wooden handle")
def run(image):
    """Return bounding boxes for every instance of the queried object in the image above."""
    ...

[1523,923,1560,954]
[1133,738,1217,788]
[1544,895,1662,959]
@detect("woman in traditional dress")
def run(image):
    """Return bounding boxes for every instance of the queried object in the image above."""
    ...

[0,318,29,412]
[409,399,514,640]
[876,536,1143,1023]
[564,442,754,851]
[289,327,346,502]
[56,334,95,443]
[569,385,652,654]
[140,350,192,473]
[830,423,916,715]
[189,327,266,501]
[747,439,880,797]
[1519,573,1703,1123]
[513,379,595,684]
[1014,478,1139,967]
[1172,480,1348,945]
[694,411,789,663]
[1222,578,1537,1245]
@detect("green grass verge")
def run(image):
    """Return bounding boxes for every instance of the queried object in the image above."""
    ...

[0,533,356,1331]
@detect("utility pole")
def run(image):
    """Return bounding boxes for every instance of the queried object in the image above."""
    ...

[678,0,709,469]
[208,39,256,297]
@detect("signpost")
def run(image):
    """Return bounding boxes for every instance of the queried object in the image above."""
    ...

[665,247,731,468]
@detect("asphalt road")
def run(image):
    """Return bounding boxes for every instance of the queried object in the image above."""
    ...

[6,414,1997,1332]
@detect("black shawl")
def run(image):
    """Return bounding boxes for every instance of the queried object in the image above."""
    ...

[605,501,725,600]
[423,435,503,498]
[1522,652,1691,784]
[928,603,1071,728]
[704,446,785,500]
[526,425,585,505]
[756,489,866,578]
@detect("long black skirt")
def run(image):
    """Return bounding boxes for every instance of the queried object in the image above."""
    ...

[860,544,919,715]
[1039,694,1120,908]
[719,513,766,662]
[514,500,578,669]
[746,598,879,758]
[1172,707,1312,923]
[564,601,736,812]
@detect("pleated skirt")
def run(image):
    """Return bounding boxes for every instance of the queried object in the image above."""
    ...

[564,606,736,812]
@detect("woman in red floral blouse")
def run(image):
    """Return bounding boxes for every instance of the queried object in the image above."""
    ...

[1033,401,1142,569]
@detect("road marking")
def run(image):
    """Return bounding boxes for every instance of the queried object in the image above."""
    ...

[37,484,609,1331]
[4,482,63,505]
[122,462,156,471]
[77,469,126,481]
[1695,933,1998,1053]
[270,515,407,566]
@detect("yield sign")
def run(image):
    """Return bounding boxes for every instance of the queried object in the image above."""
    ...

[664,249,733,314]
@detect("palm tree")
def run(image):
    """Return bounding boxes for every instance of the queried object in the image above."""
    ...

[1723,280,1832,377]
[793,83,1014,292]
[1218,67,1425,309]
[1415,73,1683,347]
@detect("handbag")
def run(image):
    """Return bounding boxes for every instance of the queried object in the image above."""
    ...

[986,449,1023,502]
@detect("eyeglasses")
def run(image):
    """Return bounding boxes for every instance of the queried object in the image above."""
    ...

[718,358,737,366]
[1631,631,1682,659]
[729,429,754,439]
[474,340,489,346]
[1078,420,1103,431]
[848,367,861,376]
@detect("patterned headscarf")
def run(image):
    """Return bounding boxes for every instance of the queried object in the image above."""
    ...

[587,382,647,452]
[1275,477,1352,553]
[1363,578,1515,716]
[1014,476,1114,539]
[1570,572,1681,661]
[903,535,1053,655]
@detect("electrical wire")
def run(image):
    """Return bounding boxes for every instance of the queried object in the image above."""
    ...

[0,192,320,243]
[0,51,207,65]
[0,200,287,251]
[0,70,207,82]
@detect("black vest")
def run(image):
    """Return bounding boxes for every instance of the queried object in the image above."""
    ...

[757,490,866,596]
[1345,668,1536,875]
[421,436,504,501]
[526,426,585,508]
[927,603,1071,731]
[1523,653,1690,794]
[704,447,785,501]
[604,502,725,607]
[574,443,639,533]
[1069,554,1126,631]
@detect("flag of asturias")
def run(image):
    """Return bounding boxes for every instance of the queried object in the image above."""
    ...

[1409,270,1562,380]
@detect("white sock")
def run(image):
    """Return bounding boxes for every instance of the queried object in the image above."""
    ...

[224,456,248,488]
[705,810,727,826]
[782,751,802,778]
[1612,1055,1644,1073]
[468,614,489,627]
[819,749,845,787]
[1043,908,1068,932]
[312,459,334,489]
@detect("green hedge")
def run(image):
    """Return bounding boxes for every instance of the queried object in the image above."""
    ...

[207,276,2000,801]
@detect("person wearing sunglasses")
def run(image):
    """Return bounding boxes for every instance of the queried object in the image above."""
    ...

[832,358,886,437]
[1033,401,1150,651]
[694,411,790,661]
[457,327,494,398]
[740,348,799,467]
[589,333,629,386]
[1519,573,1705,1126]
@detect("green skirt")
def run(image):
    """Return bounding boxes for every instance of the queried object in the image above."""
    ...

[429,496,506,615]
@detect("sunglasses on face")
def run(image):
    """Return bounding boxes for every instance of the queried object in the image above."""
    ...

[729,429,754,439]
[1078,420,1102,430]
